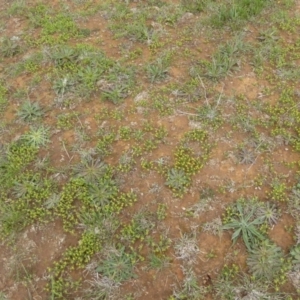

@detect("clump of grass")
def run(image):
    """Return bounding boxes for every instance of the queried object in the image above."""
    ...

[223,201,265,250]
[236,146,256,164]
[181,0,208,13]
[210,0,269,29]
[257,202,280,226]
[21,125,50,148]
[16,100,44,123]
[247,240,284,280]
[72,157,108,184]
[0,83,8,113]
[191,35,247,81]
[1,37,21,57]
[146,56,169,83]
[96,246,137,283]
[165,168,191,197]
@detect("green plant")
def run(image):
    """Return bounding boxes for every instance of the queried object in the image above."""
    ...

[0,83,8,113]
[165,168,191,197]
[101,84,129,105]
[17,100,44,123]
[77,66,102,90]
[96,246,137,283]
[0,199,27,240]
[148,253,171,271]
[247,240,284,280]
[120,209,156,244]
[7,0,26,16]
[289,182,300,219]
[146,56,169,83]
[53,77,74,96]
[56,112,78,130]
[21,125,50,148]
[195,102,223,130]
[96,131,116,156]
[88,176,118,209]
[1,37,20,57]
[157,203,167,220]
[201,36,247,80]
[220,264,239,281]
[117,151,135,172]
[257,202,280,226]
[290,244,300,267]
[210,0,269,29]
[72,157,108,184]
[268,180,288,202]
[50,46,79,67]
[0,292,8,300]
[223,202,265,250]
[113,19,153,42]
[182,0,207,13]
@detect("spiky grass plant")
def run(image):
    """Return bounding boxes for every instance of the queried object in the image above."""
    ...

[165,168,191,196]
[12,175,39,198]
[21,125,50,148]
[1,37,20,57]
[88,177,118,209]
[223,202,265,250]
[148,253,171,271]
[210,0,268,29]
[288,182,300,220]
[182,0,207,13]
[72,157,108,184]
[0,292,8,300]
[247,240,284,280]
[257,202,280,226]
[290,245,300,267]
[236,146,256,164]
[294,224,300,245]
[146,56,169,83]
[96,246,136,283]
[17,100,44,123]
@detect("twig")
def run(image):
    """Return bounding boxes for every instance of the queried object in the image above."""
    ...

[197,75,209,107]
[61,140,74,162]
[176,110,198,116]
[76,114,84,129]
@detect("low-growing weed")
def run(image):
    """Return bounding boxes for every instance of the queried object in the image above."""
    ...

[223,201,265,250]
[21,125,50,148]
[96,246,137,283]
[247,240,284,281]
[17,100,44,123]
[1,37,20,58]
[170,268,208,300]
[209,0,269,29]
[165,168,191,197]
[146,56,170,83]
